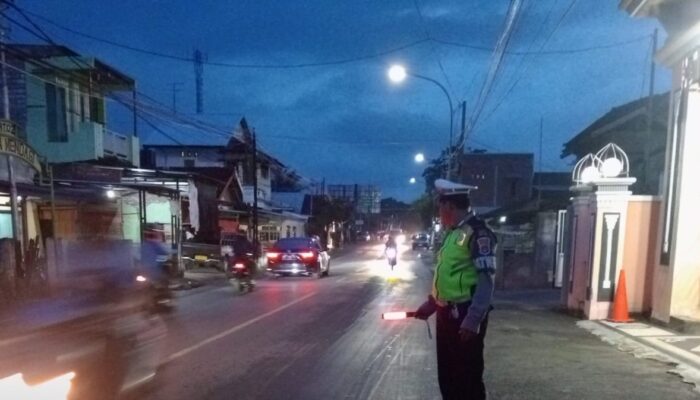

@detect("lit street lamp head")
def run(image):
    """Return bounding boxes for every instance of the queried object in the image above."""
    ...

[414,153,425,163]
[409,177,417,184]
[388,65,407,83]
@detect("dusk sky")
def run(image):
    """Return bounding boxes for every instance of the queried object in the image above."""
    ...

[10,0,668,201]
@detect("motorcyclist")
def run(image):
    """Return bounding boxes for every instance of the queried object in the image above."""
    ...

[385,235,398,269]
[140,224,170,283]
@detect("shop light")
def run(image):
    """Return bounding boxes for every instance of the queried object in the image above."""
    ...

[106,189,116,199]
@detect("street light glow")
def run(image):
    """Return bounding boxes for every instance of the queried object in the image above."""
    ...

[409,177,416,184]
[106,189,116,199]
[414,153,425,163]
[388,65,407,83]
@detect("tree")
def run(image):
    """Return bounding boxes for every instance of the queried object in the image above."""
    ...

[412,193,435,230]
[422,147,454,193]
[306,196,353,245]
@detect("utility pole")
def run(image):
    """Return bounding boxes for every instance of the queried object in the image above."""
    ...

[460,101,467,151]
[1,2,21,282]
[171,82,183,112]
[538,117,543,206]
[251,130,258,250]
[193,49,205,114]
[644,29,658,194]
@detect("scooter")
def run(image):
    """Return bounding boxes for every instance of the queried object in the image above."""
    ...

[227,253,256,294]
[386,247,397,271]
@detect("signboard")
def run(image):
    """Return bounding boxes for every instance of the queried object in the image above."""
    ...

[0,119,18,137]
[53,164,122,182]
[0,123,42,173]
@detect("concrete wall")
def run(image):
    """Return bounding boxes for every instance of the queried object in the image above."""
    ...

[623,197,661,314]
[668,87,700,319]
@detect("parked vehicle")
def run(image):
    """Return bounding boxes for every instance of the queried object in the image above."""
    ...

[181,241,223,270]
[411,232,430,251]
[266,237,330,278]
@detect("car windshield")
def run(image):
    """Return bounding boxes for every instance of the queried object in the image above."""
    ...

[275,238,314,249]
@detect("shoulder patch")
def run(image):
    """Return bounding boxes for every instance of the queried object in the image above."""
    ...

[476,236,492,256]
[456,231,468,246]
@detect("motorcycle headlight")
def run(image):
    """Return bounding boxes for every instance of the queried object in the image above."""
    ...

[0,372,75,400]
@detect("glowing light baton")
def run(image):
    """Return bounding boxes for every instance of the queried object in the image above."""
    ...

[382,311,416,320]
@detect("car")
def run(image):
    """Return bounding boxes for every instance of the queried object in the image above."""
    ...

[266,237,331,278]
[411,232,430,250]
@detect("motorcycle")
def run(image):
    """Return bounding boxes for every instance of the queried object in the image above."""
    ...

[136,273,174,314]
[385,247,397,270]
[226,252,256,294]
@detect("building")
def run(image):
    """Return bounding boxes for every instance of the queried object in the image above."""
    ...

[562,93,669,195]
[456,153,534,214]
[619,0,700,324]
[141,118,308,246]
[532,172,572,202]
[1,45,139,166]
[326,184,381,214]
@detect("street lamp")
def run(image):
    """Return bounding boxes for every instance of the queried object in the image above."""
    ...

[414,152,425,163]
[409,177,417,184]
[387,64,454,179]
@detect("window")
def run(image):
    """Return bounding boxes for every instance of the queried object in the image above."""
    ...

[292,226,297,237]
[90,96,105,124]
[68,85,75,132]
[80,94,87,122]
[260,163,269,179]
[184,159,195,168]
[45,83,68,142]
[259,225,280,242]
[286,225,291,238]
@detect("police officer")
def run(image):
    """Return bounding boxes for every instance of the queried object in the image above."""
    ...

[414,179,497,400]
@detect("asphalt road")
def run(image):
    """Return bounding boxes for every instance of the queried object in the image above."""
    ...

[145,243,699,400]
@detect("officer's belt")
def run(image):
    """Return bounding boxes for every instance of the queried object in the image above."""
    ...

[435,298,470,308]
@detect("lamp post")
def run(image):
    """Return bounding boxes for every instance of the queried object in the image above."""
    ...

[414,152,425,163]
[388,65,454,179]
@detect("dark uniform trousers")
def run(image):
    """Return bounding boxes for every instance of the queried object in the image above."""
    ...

[436,302,489,400]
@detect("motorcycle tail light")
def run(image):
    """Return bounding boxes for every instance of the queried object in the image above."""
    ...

[233,263,246,270]
[266,252,280,259]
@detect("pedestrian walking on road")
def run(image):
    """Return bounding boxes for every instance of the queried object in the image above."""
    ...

[414,179,497,400]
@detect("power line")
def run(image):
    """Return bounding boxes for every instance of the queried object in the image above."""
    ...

[12,5,430,69]
[8,4,653,70]
[464,0,525,147]
[432,34,648,56]
[412,0,455,98]
[474,0,583,132]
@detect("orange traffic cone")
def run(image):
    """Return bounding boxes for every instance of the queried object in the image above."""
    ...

[609,269,633,323]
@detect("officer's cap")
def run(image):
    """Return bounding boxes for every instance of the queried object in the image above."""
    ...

[434,179,476,198]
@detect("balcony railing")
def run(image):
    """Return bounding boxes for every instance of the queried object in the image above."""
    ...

[103,129,131,159]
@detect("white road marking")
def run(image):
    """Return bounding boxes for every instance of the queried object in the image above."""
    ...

[165,291,317,362]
